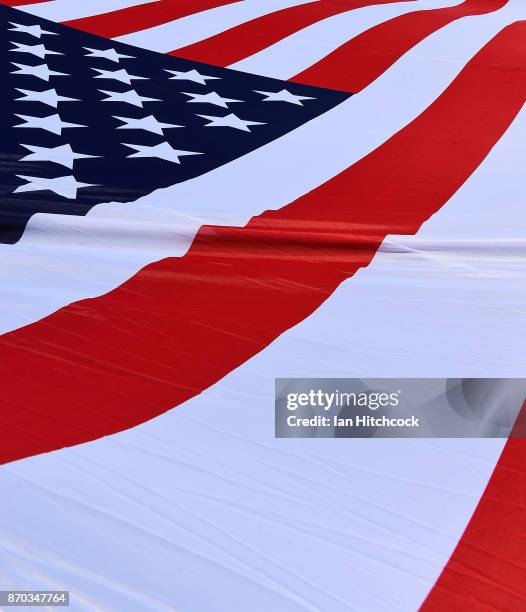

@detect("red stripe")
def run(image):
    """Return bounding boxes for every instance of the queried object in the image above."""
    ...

[1,22,525,465]
[64,0,240,38]
[291,0,508,91]
[1,0,50,5]
[422,429,526,609]
[169,0,409,66]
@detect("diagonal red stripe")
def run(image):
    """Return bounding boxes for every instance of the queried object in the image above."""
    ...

[63,0,241,38]
[1,0,50,5]
[291,0,508,91]
[422,417,526,610]
[169,0,409,67]
[1,22,525,465]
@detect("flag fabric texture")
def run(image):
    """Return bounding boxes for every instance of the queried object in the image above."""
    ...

[0,0,525,610]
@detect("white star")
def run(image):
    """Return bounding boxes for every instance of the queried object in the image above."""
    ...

[84,47,135,63]
[165,68,220,85]
[182,91,242,108]
[15,88,79,108]
[197,113,265,132]
[19,144,98,169]
[92,67,147,85]
[122,142,202,164]
[14,175,96,199]
[10,42,63,59]
[11,62,68,81]
[113,115,182,135]
[254,89,315,106]
[9,22,57,38]
[99,89,160,108]
[15,113,86,135]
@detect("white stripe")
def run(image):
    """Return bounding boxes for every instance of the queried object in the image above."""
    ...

[230,0,462,78]
[115,0,319,53]
[0,5,522,335]
[2,102,524,608]
[16,0,159,23]
[0,440,505,612]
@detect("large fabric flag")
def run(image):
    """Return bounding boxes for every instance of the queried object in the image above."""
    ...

[0,0,525,609]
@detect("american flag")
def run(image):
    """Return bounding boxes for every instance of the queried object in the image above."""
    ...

[0,0,525,610]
